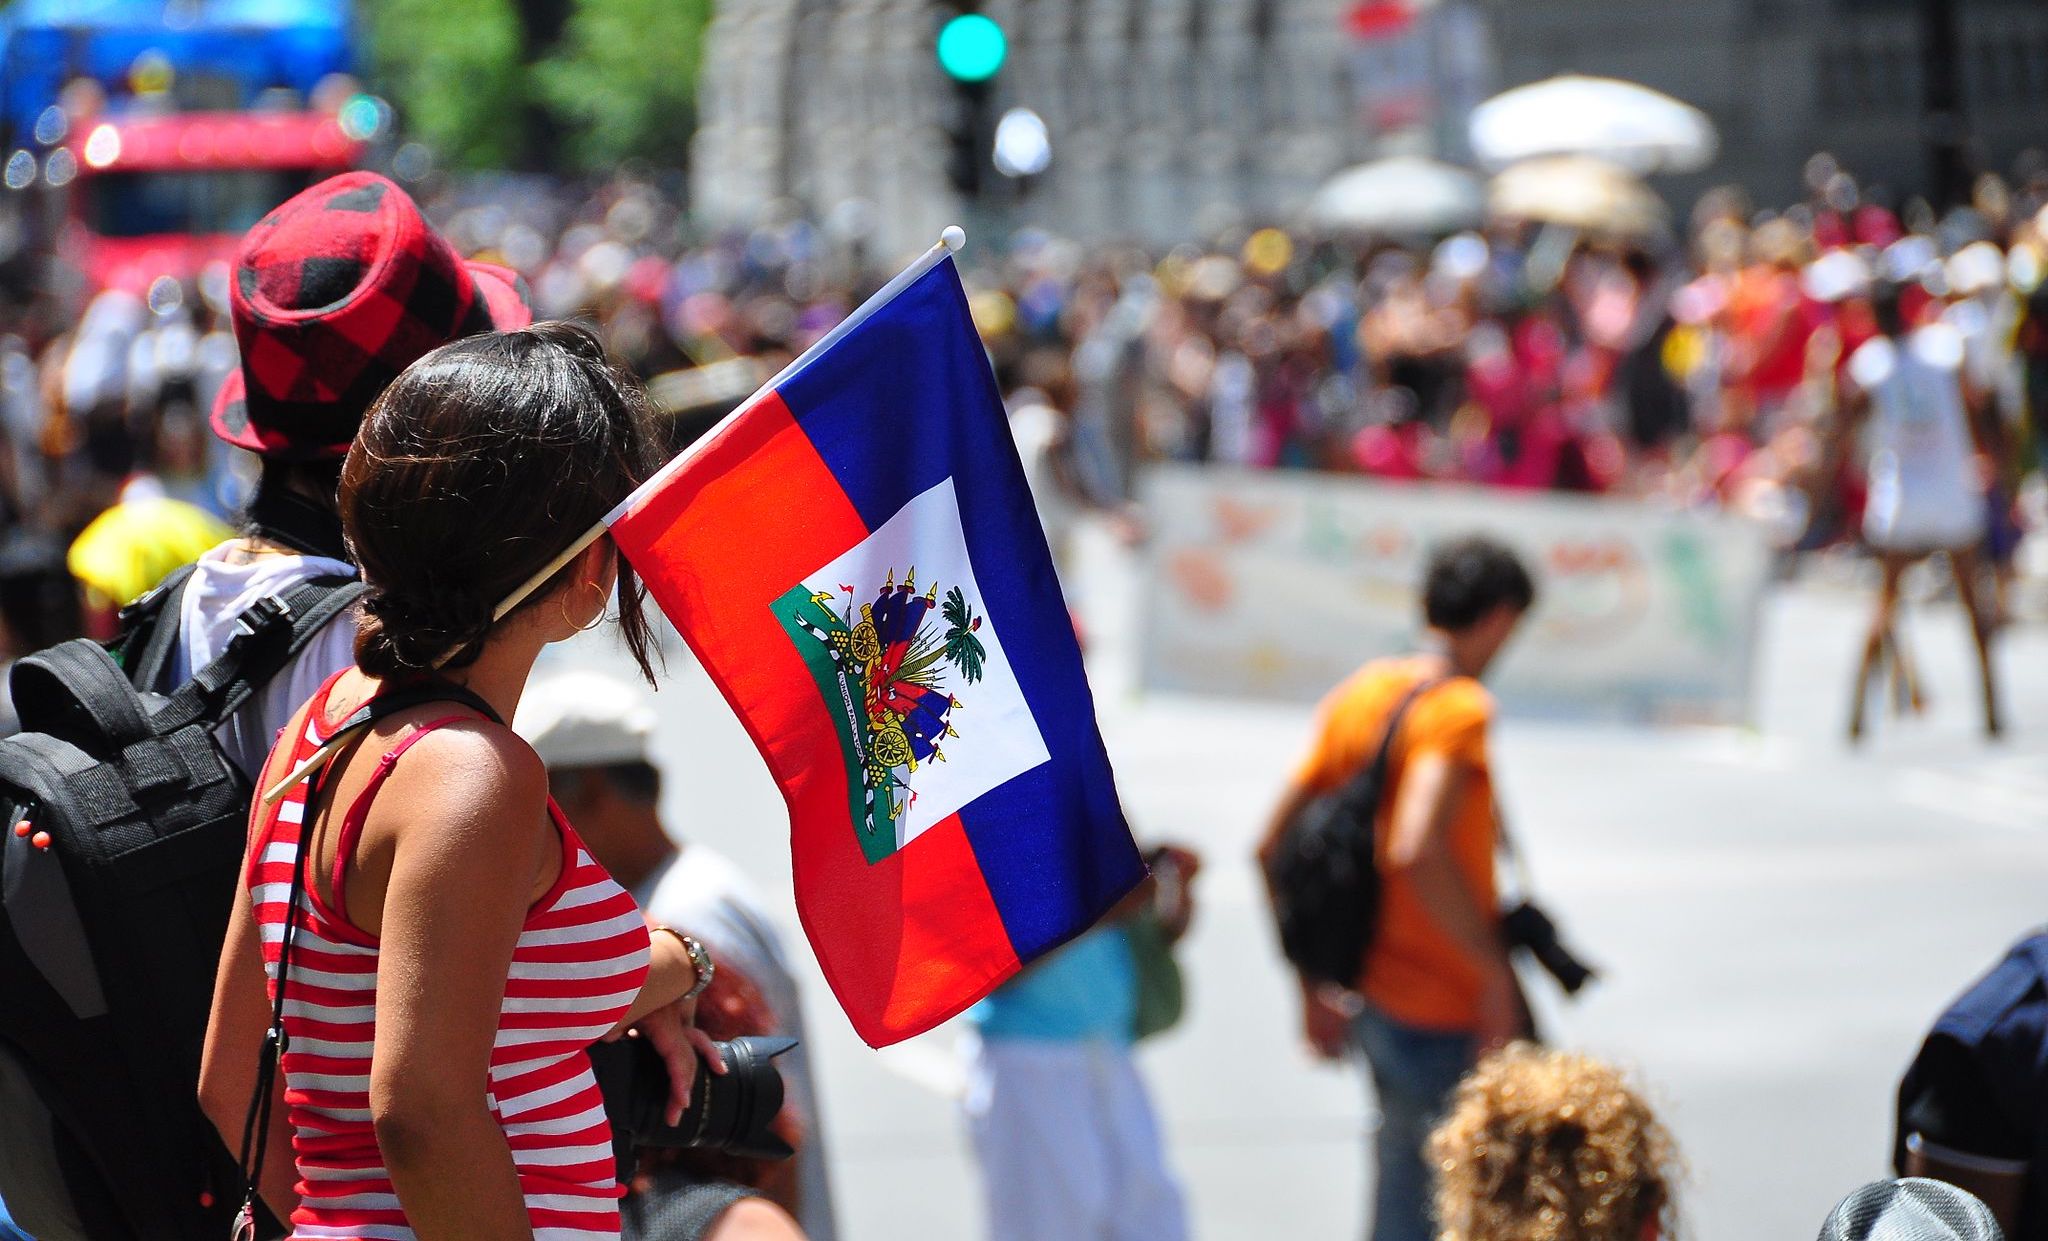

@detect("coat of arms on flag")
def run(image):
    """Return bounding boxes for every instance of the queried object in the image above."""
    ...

[776,478,1052,866]
[602,239,1145,1046]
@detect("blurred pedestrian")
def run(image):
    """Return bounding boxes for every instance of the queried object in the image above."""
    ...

[1843,278,2002,741]
[518,668,839,1241]
[1894,928,2048,1239]
[0,533,80,733]
[1428,1044,1679,1241]
[1258,536,1536,1241]
[64,476,229,634]
[960,843,1200,1241]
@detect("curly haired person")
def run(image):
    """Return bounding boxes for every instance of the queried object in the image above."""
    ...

[1427,1044,1680,1241]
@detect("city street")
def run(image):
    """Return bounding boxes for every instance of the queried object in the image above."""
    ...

[10,5,2048,1240]
[555,534,2048,1241]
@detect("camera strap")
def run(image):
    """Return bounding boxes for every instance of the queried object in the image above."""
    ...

[1491,802,1539,905]
[230,680,502,1239]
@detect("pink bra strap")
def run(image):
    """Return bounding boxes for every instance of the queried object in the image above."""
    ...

[326,715,483,922]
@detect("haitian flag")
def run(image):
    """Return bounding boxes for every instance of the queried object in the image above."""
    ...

[605,243,1146,1047]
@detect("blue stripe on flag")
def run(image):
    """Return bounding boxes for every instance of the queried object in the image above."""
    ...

[775,259,1143,961]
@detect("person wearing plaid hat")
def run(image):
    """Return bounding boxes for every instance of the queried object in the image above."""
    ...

[151,171,532,777]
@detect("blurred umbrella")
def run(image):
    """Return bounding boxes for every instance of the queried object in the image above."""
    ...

[67,495,229,610]
[1470,74,1718,174]
[1488,156,1669,237]
[1308,156,1484,234]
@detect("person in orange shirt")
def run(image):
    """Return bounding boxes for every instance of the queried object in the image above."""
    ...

[1258,536,1536,1241]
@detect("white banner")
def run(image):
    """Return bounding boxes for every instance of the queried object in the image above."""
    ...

[1137,466,1772,723]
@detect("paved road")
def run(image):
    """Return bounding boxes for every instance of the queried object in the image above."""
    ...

[555,543,2048,1240]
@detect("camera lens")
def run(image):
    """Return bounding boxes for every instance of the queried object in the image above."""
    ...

[681,1036,798,1161]
[591,1033,799,1170]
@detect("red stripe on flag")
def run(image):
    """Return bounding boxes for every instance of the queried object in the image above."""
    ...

[879,812,1019,1034]
[610,394,1018,1044]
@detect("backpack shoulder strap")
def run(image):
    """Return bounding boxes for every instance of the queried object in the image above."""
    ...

[154,576,366,735]
[1339,674,1446,804]
[114,563,197,692]
[191,576,366,713]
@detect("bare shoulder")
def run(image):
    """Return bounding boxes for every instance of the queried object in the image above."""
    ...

[708,1197,806,1241]
[370,717,550,850]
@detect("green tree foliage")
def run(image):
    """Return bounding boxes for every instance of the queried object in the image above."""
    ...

[536,0,713,171]
[361,0,527,169]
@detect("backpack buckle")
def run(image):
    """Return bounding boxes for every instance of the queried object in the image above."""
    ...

[116,574,177,628]
[234,595,293,640]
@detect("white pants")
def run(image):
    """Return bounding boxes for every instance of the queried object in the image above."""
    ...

[961,1035,1190,1241]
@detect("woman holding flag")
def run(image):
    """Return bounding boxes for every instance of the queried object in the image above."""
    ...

[200,322,728,1241]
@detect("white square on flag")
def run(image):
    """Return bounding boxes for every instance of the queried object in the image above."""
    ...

[791,478,1051,852]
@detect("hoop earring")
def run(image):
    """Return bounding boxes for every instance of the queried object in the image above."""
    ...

[560,580,607,633]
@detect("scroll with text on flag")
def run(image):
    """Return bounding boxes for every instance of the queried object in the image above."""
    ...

[604,245,1146,1047]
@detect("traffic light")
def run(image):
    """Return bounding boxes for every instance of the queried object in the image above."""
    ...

[936,8,1007,201]
[937,13,1007,82]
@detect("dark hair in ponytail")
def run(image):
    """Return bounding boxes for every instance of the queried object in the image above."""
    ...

[339,320,663,681]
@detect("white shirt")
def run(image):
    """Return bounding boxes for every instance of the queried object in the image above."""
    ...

[641,846,838,1241]
[1850,326,1986,552]
[166,545,359,778]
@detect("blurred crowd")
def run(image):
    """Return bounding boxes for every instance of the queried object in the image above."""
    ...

[412,150,2048,566]
[958,152,2048,563]
[9,150,2048,648]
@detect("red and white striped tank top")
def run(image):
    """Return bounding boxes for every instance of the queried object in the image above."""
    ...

[247,672,652,1240]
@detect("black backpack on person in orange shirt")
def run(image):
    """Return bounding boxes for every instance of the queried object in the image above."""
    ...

[1262,679,1441,989]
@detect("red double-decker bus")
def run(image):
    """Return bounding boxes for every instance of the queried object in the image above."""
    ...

[61,108,366,295]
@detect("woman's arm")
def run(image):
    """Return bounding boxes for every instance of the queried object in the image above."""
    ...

[611,932,727,1126]
[199,717,308,1224]
[367,727,558,1241]
[615,928,704,1028]
[198,854,301,1222]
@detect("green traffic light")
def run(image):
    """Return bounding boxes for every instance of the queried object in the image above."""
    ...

[936,14,1007,83]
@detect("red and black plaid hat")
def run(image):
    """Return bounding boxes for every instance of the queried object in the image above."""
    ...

[211,172,534,460]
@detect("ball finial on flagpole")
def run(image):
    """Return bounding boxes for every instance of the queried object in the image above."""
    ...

[941,225,967,254]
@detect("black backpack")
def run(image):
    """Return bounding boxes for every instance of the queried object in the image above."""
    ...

[1264,679,1440,988]
[0,568,361,1240]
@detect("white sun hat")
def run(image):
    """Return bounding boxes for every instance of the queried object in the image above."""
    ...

[514,668,657,770]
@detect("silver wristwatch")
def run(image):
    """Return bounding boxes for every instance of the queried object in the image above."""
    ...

[656,927,715,1002]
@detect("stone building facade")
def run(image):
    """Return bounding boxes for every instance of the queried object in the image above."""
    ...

[691,0,1400,254]
[1473,0,2047,208]
[690,0,2048,254]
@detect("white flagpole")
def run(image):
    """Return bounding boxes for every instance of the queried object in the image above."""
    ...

[261,227,967,808]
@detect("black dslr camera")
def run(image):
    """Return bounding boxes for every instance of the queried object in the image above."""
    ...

[590,1034,798,1180]
[1500,901,1597,995]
